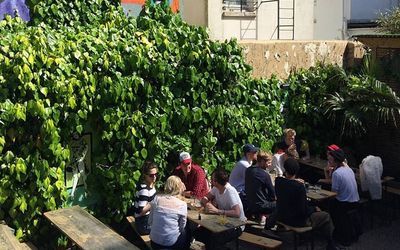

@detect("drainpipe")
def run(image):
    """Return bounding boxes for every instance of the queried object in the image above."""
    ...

[342,0,348,40]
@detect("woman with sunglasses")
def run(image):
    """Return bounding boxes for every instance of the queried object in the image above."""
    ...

[129,161,158,235]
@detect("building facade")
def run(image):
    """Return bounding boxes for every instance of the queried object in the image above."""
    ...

[180,0,400,40]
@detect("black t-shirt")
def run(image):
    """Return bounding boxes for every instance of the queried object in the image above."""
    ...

[275,177,315,227]
[245,166,275,212]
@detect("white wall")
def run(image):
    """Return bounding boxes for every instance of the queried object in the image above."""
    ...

[208,0,224,40]
[294,0,314,40]
[182,0,207,27]
[217,0,314,41]
[347,27,379,38]
[184,0,337,41]
[256,1,278,40]
[314,0,344,40]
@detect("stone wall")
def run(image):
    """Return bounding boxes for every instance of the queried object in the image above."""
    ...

[239,40,365,79]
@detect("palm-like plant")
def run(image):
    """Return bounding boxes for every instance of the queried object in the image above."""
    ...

[323,75,400,137]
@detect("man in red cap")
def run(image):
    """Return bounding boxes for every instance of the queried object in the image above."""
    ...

[172,152,209,198]
[327,145,360,246]
[318,144,346,185]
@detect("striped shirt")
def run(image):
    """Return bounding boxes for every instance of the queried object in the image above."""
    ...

[133,183,156,217]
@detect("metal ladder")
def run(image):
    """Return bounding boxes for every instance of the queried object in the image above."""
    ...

[277,0,295,40]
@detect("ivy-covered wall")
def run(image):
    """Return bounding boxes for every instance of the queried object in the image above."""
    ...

[0,0,285,244]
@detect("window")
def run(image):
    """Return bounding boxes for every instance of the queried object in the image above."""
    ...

[223,0,257,13]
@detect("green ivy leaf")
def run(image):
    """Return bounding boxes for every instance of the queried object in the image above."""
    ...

[140,148,148,159]
[0,136,5,153]
[19,198,27,213]
[15,228,23,239]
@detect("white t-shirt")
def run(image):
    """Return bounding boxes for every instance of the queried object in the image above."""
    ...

[210,183,247,225]
[271,153,285,176]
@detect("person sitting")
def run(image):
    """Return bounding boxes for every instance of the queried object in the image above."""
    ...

[245,151,276,226]
[149,176,191,250]
[318,144,345,185]
[229,143,259,209]
[328,145,361,246]
[275,158,337,250]
[274,128,310,160]
[172,152,209,199]
[359,155,383,200]
[128,161,157,235]
[194,168,246,250]
[271,143,299,177]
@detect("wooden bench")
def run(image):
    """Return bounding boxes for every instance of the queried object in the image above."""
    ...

[126,216,152,250]
[386,186,400,196]
[0,224,37,250]
[385,185,400,219]
[44,206,139,250]
[277,222,314,250]
[238,231,282,249]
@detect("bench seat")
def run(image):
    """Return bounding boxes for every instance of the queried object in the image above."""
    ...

[126,216,152,249]
[238,232,282,249]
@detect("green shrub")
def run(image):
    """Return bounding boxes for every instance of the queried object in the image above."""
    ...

[377,6,400,34]
[285,63,400,156]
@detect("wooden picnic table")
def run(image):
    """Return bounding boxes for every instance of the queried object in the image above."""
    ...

[299,157,394,185]
[298,157,326,171]
[44,206,139,250]
[187,209,246,234]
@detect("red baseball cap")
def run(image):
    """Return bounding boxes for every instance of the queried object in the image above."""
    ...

[327,144,340,151]
[179,152,192,164]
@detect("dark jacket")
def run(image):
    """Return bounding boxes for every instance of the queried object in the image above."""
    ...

[275,177,315,227]
[245,166,275,213]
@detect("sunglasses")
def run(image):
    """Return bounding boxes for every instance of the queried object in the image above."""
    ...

[146,173,158,178]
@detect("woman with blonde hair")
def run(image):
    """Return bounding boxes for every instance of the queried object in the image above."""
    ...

[149,176,190,249]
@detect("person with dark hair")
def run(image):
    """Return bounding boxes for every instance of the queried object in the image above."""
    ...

[271,143,299,177]
[194,168,246,250]
[128,161,158,235]
[172,152,209,199]
[328,145,361,246]
[275,158,338,250]
[319,144,347,185]
[245,151,276,226]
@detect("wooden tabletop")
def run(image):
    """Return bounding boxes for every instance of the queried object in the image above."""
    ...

[44,206,139,250]
[307,189,337,202]
[298,157,326,171]
[187,209,246,233]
